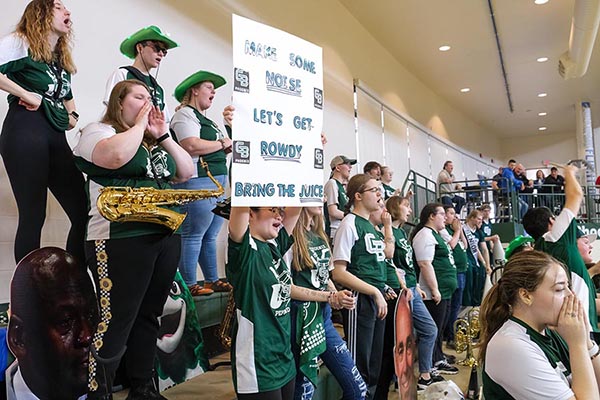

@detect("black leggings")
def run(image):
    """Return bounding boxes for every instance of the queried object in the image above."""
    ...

[237,378,295,400]
[0,103,87,263]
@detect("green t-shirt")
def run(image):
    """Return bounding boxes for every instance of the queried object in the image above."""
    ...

[73,122,179,240]
[0,34,73,131]
[413,227,457,300]
[479,219,493,253]
[382,183,396,199]
[535,210,599,332]
[445,226,468,273]
[332,213,387,290]
[291,230,331,291]
[392,226,417,288]
[170,106,229,178]
[226,227,295,393]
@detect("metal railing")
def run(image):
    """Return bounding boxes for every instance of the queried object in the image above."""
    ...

[400,170,600,224]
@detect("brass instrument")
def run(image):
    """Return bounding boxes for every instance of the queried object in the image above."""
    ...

[218,291,236,350]
[454,307,480,368]
[96,160,224,231]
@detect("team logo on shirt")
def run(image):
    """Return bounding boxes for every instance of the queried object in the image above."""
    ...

[269,260,292,316]
[146,149,172,179]
[308,244,330,288]
[397,238,414,271]
[364,233,385,261]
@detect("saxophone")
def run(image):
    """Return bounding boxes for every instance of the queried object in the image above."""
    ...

[218,291,236,350]
[96,160,224,231]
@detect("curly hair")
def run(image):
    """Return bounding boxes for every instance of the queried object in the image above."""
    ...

[16,0,76,74]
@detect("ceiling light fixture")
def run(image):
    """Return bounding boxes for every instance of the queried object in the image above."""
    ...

[538,112,547,116]
[538,92,547,97]
[534,0,549,4]
[537,57,548,62]
[460,88,470,93]
[439,45,451,52]
[538,126,547,131]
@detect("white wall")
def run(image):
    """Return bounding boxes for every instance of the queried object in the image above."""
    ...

[0,0,507,302]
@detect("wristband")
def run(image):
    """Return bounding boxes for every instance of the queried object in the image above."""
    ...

[589,341,600,359]
[156,133,170,144]
[69,110,79,121]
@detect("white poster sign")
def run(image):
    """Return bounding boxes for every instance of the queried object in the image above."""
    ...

[231,14,324,206]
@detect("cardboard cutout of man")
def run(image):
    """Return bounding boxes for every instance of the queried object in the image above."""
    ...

[6,247,99,400]
[394,289,417,399]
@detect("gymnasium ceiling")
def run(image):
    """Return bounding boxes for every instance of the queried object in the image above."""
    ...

[339,0,600,138]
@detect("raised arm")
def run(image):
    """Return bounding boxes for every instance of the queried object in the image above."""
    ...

[564,165,583,215]
[229,207,250,243]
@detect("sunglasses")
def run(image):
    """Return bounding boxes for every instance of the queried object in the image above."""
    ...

[256,207,285,217]
[144,41,168,56]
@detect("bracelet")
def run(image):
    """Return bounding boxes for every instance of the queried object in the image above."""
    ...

[156,133,170,144]
[327,291,336,304]
[590,341,600,359]
[69,110,79,121]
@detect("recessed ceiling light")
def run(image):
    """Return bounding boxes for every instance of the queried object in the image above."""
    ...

[537,57,548,62]
[534,0,549,4]
[539,126,547,131]
[538,92,547,97]
[460,88,470,93]
[538,112,547,116]
[439,45,451,52]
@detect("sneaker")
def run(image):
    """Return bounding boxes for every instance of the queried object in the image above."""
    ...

[188,284,214,296]
[204,280,232,292]
[417,377,434,391]
[434,360,459,375]
[444,353,457,364]
[430,371,445,382]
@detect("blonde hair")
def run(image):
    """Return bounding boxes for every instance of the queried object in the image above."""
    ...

[16,0,76,74]
[291,208,330,272]
[175,82,206,112]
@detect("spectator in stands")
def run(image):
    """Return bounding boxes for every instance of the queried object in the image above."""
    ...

[478,204,504,265]
[515,163,534,208]
[534,170,546,207]
[440,205,468,350]
[324,155,356,241]
[363,161,382,180]
[462,210,491,306]
[522,165,599,333]
[480,251,600,400]
[437,161,465,215]
[499,159,528,220]
[380,166,398,199]
[543,167,565,211]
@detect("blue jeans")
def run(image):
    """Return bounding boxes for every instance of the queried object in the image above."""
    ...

[292,302,367,400]
[444,272,466,341]
[174,175,226,286]
[410,287,437,373]
[440,195,466,215]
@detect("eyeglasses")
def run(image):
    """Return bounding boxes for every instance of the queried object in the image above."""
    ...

[144,41,168,56]
[360,186,380,194]
[256,207,285,217]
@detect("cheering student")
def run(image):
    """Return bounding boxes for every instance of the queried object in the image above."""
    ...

[74,80,194,400]
[103,25,178,119]
[171,70,234,296]
[0,0,87,264]
[332,174,394,400]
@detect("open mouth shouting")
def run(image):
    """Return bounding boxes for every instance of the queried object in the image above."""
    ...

[157,285,187,354]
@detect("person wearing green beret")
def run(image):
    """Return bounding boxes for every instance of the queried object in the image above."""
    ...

[171,70,235,296]
[103,25,178,120]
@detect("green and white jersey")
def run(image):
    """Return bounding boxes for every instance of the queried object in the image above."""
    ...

[392,226,417,288]
[170,106,229,178]
[463,224,482,269]
[382,183,396,199]
[535,208,599,331]
[104,67,170,121]
[324,178,349,238]
[73,122,178,240]
[226,227,295,394]
[441,226,468,273]
[285,230,332,291]
[413,227,457,300]
[0,33,73,131]
[479,219,493,253]
[483,317,573,400]
[333,213,387,290]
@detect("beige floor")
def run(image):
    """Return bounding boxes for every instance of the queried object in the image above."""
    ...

[114,346,475,400]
